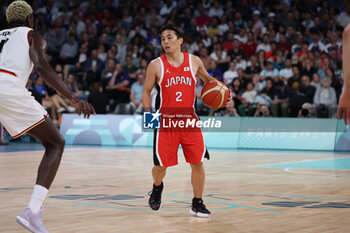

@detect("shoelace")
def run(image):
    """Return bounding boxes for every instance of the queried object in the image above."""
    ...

[198,202,206,208]
[194,200,208,211]
[148,189,161,201]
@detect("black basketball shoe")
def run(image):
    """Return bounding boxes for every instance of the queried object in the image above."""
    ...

[148,182,163,211]
[190,198,211,217]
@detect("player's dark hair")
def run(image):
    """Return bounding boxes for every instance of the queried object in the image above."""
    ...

[159,24,184,39]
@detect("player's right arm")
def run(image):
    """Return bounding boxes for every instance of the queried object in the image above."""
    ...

[337,24,350,124]
[29,31,95,118]
[142,59,159,112]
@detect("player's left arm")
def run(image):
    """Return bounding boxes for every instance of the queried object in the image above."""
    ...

[29,31,95,118]
[192,55,216,84]
[192,55,232,105]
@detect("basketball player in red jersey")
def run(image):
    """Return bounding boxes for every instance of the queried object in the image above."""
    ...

[0,1,95,232]
[142,24,229,217]
[338,24,350,124]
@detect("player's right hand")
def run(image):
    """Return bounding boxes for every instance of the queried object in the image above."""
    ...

[74,100,96,119]
[337,89,350,125]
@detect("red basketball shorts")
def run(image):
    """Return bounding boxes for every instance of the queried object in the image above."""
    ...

[153,126,209,167]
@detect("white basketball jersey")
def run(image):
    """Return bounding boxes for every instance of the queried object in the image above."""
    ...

[0,26,34,86]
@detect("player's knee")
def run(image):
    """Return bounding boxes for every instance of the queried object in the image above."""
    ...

[191,162,203,169]
[56,134,65,151]
[42,134,65,152]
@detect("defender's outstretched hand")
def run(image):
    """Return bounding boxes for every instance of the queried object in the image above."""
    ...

[71,98,96,119]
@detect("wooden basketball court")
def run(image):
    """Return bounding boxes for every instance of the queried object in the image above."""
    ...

[1,146,350,232]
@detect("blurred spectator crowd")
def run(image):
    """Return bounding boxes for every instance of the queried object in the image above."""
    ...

[0,0,348,122]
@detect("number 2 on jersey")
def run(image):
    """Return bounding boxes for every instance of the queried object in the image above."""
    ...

[0,39,9,53]
[176,91,182,102]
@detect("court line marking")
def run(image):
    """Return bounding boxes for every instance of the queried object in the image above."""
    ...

[46,201,232,211]
[162,191,324,201]
[283,167,342,177]
[133,191,284,213]
[168,193,284,213]
[48,196,284,213]
[42,190,350,211]
[61,160,131,168]
[0,147,153,155]
[0,147,95,155]
[0,149,44,155]
[251,156,350,167]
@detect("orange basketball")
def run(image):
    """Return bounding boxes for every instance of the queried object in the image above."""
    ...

[201,80,230,109]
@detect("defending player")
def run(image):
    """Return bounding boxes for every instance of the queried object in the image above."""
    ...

[0,1,95,232]
[142,24,229,217]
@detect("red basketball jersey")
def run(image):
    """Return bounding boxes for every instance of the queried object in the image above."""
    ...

[153,52,207,167]
[156,52,196,115]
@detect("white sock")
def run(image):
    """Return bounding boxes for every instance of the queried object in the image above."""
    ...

[28,185,48,214]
